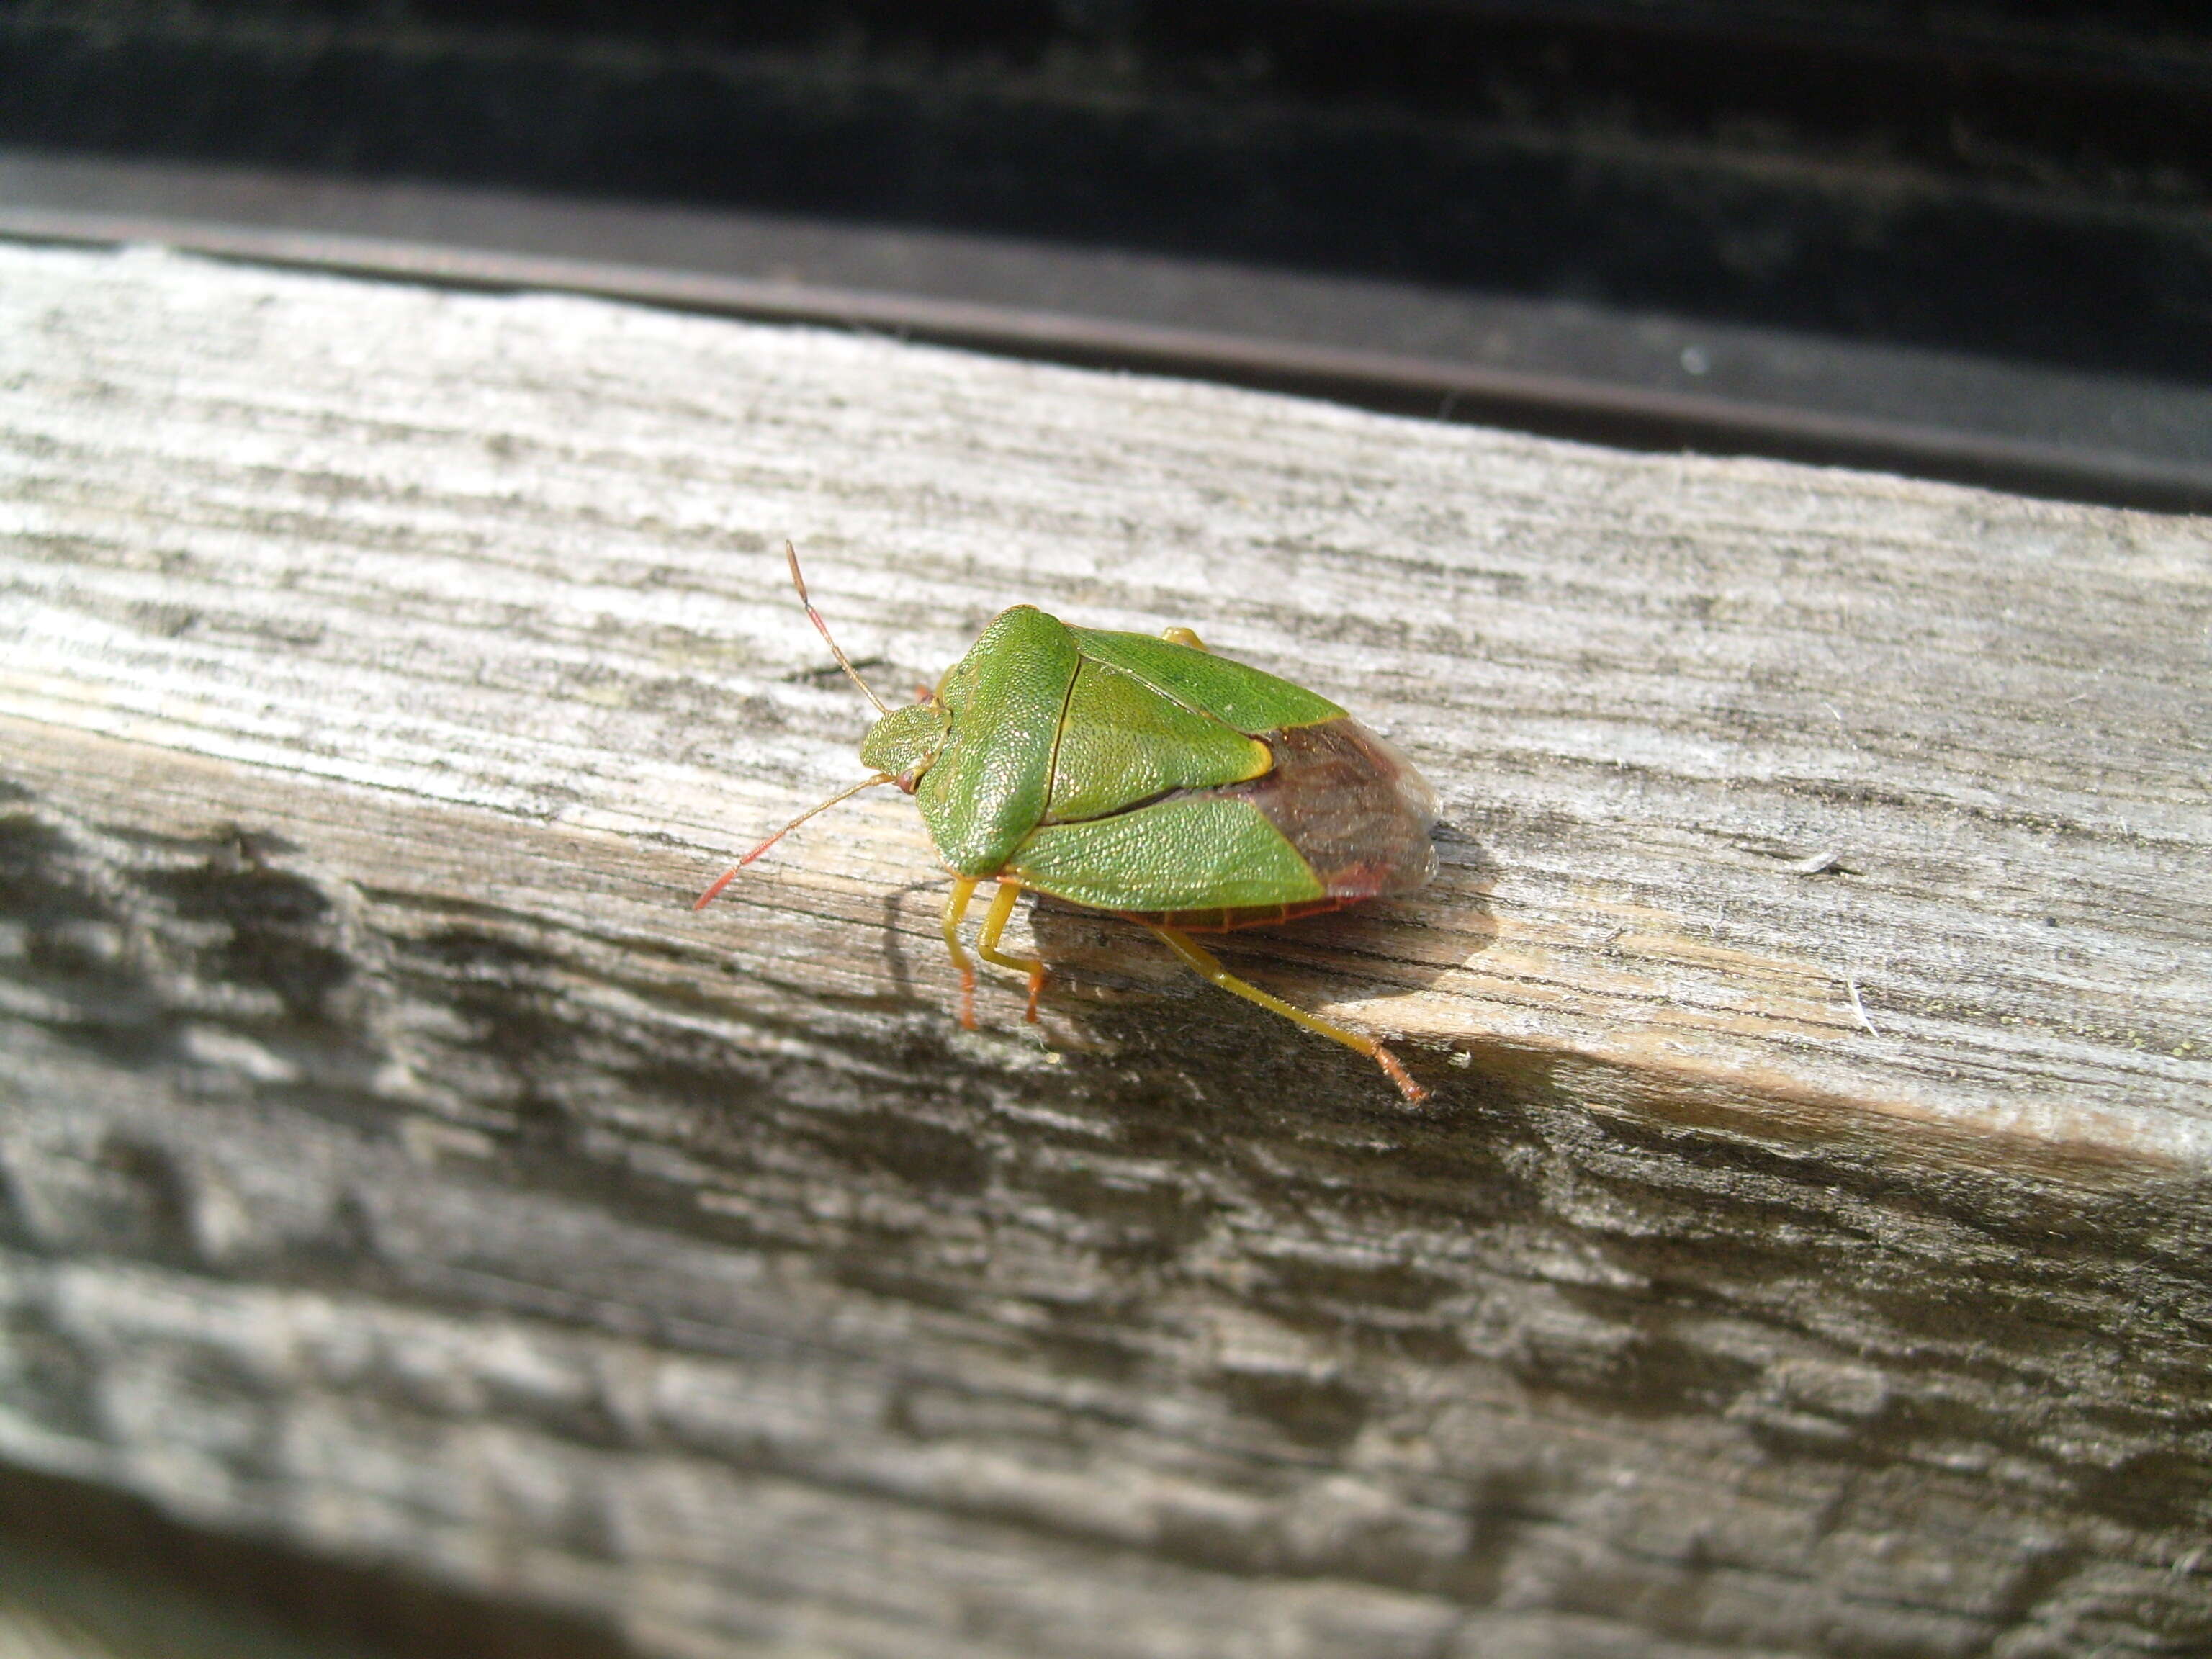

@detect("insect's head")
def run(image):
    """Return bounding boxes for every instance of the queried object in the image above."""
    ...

[859,698,950,792]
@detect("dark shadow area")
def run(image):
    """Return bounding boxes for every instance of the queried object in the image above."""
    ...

[0,1463,638,1659]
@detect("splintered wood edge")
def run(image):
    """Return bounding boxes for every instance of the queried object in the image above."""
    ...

[4,714,2197,1190]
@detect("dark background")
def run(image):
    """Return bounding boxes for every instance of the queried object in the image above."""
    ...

[4,1,2208,372]
[1,1,2209,504]
[2,0,2210,502]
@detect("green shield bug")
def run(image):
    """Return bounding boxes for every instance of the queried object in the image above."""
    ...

[698,545,1438,1102]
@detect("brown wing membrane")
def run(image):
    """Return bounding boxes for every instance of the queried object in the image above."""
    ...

[1125,717,1438,932]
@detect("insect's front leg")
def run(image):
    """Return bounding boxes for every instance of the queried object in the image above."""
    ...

[975,879,1047,1022]
[942,877,981,1029]
[1141,922,1427,1104]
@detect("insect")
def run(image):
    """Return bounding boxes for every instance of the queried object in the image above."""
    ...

[698,545,1439,1101]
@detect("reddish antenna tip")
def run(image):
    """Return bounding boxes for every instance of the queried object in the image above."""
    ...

[692,773,896,911]
[693,866,742,909]
[1375,1046,1427,1104]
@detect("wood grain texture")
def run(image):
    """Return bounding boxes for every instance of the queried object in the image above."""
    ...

[1,240,2208,1658]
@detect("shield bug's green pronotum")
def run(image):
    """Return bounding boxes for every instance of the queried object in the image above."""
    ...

[698,544,1439,1102]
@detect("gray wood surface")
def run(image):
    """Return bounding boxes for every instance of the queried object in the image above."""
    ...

[1,239,2208,1658]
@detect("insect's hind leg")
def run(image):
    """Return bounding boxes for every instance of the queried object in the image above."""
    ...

[1140,922,1426,1104]
[977,879,1048,1022]
[942,877,981,1030]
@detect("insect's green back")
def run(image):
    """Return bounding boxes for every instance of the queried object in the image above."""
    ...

[1068,628,1346,733]
[1010,795,1328,911]
[893,605,1367,883]
[1043,660,1271,822]
[913,606,1078,875]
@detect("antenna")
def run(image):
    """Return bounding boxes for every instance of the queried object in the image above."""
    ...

[695,545,902,910]
[786,541,891,714]
[693,773,896,909]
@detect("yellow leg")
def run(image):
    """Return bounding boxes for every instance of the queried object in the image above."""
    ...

[976,879,1048,1022]
[942,877,980,1030]
[1141,922,1426,1104]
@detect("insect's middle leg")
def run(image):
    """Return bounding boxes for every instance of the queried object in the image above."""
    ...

[1140,922,1427,1105]
[941,876,981,1030]
[976,878,1047,1022]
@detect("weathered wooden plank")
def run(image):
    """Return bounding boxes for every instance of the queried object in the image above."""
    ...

[1,240,2208,1658]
